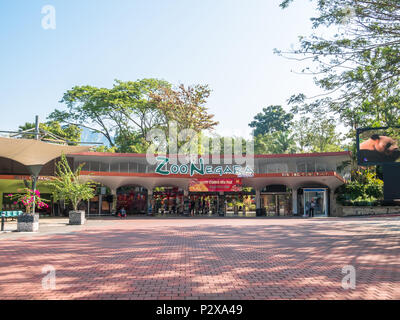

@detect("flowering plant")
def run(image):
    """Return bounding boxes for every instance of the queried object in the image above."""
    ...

[7,188,49,214]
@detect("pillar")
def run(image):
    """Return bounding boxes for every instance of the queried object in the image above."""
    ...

[183,189,189,215]
[0,192,3,211]
[329,189,335,217]
[255,189,261,210]
[111,188,117,214]
[218,192,224,215]
[147,188,153,215]
[292,188,298,215]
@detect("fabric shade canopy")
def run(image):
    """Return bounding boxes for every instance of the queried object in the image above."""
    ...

[0,137,91,167]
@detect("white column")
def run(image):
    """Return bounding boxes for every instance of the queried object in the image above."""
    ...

[110,188,117,214]
[326,189,331,217]
[292,188,298,215]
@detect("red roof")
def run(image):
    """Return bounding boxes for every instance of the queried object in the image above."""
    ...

[70,151,351,158]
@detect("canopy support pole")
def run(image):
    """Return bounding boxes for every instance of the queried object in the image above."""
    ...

[27,165,43,214]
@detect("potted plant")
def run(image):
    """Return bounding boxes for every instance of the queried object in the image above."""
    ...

[7,189,49,232]
[45,153,95,225]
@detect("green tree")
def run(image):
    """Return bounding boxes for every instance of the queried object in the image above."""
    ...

[291,117,311,152]
[249,105,294,136]
[112,78,171,139]
[150,84,219,150]
[307,118,343,153]
[49,79,218,153]
[255,132,296,154]
[45,154,96,211]
[278,0,400,131]
[18,121,81,145]
[49,85,120,147]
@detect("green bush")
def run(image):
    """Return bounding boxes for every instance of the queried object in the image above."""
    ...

[336,169,383,206]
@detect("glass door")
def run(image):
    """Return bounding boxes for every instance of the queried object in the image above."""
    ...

[303,188,328,217]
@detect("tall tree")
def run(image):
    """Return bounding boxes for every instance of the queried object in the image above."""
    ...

[18,121,81,145]
[49,79,217,153]
[249,105,294,136]
[49,85,120,147]
[254,132,297,154]
[150,84,219,133]
[278,0,400,130]
[291,117,343,153]
[112,78,171,139]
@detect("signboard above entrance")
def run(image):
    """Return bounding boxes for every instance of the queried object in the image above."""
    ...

[189,178,242,192]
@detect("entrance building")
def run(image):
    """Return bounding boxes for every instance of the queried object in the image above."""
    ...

[0,151,351,217]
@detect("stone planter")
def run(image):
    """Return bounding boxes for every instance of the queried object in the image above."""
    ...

[17,213,39,232]
[335,205,400,217]
[69,210,86,225]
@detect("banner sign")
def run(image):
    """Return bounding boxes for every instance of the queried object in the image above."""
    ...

[281,172,334,177]
[0,175,53,181]
[189,178,242,192]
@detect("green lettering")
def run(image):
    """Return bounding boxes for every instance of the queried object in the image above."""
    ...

[155,157,170,175]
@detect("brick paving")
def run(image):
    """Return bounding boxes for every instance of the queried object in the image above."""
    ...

[0,217,399,300]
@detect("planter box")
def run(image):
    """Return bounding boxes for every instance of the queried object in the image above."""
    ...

[17,214,39,232]
[336,206,400,217]
[69,211,86,225]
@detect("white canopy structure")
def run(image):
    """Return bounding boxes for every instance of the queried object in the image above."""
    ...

[0,137,91,213]
[0,137,90,167]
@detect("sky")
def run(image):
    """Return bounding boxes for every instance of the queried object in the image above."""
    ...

[0,0,324,139]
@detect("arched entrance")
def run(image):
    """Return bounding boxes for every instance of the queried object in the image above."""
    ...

[295,183,330,217]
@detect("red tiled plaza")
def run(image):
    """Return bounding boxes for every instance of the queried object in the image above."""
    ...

[0,217,399,300]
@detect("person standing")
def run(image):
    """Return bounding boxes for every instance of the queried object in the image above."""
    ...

[190,199,195,216]
[310,200,316,217]
[120,207,127,219]
[304,201,310,217]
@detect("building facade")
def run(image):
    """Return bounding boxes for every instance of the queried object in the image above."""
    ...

[0,151,351,217]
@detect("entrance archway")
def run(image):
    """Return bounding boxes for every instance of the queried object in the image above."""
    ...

[295,182,330,217]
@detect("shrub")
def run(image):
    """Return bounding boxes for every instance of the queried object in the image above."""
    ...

[45,154,96,211]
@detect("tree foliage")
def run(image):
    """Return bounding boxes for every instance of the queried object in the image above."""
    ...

[278,0,400,130]
[49,79,218,153]
[292,117,343,153]
[150,84,218,133]
[45,154,96,211]
[249,105,294,136]
[336,169,384,204]
[18,121,81,145]
[249,106,343,154]
[254,132,297,154]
